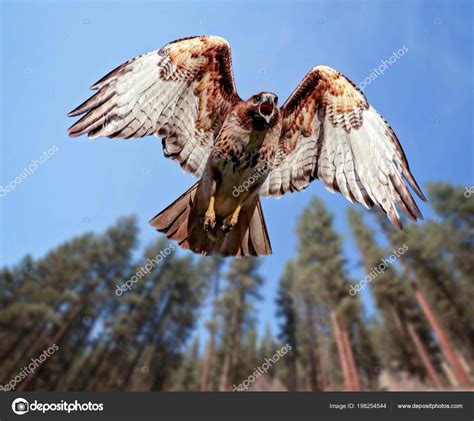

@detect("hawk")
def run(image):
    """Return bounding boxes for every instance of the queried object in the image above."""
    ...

[68,35,426,257]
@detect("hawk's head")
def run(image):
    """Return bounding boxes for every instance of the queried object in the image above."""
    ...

[246,92,279,128]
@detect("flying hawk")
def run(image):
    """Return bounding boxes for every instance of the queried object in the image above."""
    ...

[68,35,426,257]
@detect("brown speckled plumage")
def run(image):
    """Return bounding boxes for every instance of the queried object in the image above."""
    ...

[68,36,426,256]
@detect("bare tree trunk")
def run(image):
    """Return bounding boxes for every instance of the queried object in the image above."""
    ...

[86,343,112,391]
[341,324,362,391]
[0,330,29,363]
[228,323,242,385]
[17,303,82,391]
[317,341,329,390]
[391,307,406,339]
[200,323,216,391]
[391,305,443,388]
[304,300,321,391]
[330,310,353,390]
[219,338,233,390]
[286,347,298,391]
[401,261,472,388]
[306,345,319,391]
[0,325,46,385]
[219,289,243,391]
[406,322,444,389]
[389,307,423,374]
[53,331,93,391]
[201,257,223,392]
[413,285,471,387]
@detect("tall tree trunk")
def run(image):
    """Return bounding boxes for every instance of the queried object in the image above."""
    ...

[286,348,298,391]
[53,330,93,391]
[86,343,113,391]
[390,307,406,339]
[304,300,321,391]
[17,303,82,391]
[330,310,353,390]
[406,322,444,389]
[305,344,319,391]
[314,316,330,390]
[118,287,174,391]
[0,325,46,385]
[0,330,29,363]
[104,339,135,390]
[391,305,443,388]
[219,336,233,390]
[340,324,362,390]
[228,321,242,385]
[219,289,243,391]
[200,263,222,391]
[200,323,216,391]
[401,261,472,388]
[390,307,425,377]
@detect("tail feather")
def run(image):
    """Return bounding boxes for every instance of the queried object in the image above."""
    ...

[149,182,272,257]
[149,182,198,232]
[250,200,272,254]
[218,199,271,256]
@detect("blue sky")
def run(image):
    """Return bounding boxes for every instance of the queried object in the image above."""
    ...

[1,1,472,342]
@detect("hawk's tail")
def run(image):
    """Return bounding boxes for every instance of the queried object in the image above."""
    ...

[149,182,272,257]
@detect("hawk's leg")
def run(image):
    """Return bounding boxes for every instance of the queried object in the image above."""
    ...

[203,180,217,232]
[221,204,241,233]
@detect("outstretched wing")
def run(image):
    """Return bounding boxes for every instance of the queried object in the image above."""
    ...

[67,35,240,177]
[260,65,426,228]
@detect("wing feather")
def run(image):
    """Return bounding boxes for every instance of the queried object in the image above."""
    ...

[68,35,240,177]
[261,65,426,228]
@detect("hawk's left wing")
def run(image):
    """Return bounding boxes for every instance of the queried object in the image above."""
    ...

[260,65,426,228]
[67,36,240,177]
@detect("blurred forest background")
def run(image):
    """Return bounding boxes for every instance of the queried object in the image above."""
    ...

[0,182,472,392]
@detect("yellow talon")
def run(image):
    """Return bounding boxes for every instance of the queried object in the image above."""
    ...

[204,196,216,231]
[222,204,241,233]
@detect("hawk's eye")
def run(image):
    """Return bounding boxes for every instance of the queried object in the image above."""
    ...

[254,95,261,103]
[274,96,278,105]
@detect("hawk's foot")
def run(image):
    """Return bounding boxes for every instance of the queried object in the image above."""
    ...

[221,205,241,234]
[204,210,216,232]
[204,195,216,232]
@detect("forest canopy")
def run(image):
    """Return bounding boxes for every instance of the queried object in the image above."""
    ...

[0,182,472,391]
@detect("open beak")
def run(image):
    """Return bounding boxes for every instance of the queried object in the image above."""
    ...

[259,100,274,123]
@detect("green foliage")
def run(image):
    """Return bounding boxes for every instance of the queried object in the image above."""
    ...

[1,182,471,391]
[0,217,207,391]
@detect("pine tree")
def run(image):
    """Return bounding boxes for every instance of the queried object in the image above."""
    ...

[241,324,260,371]
[170,337,201,391]
[292,197,362,391]
[218,257,263,391]
[348,208,445,389]
[200,255,224,391]
[421,183,474,357]
[276,261,298,390]
[0,217,209,392]
[4,217,138,391]
[374,186,473,388]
